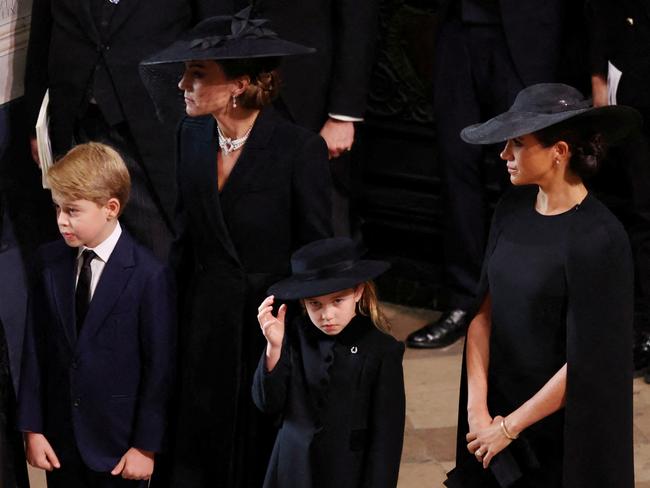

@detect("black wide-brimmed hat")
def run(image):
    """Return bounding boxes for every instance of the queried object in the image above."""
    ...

[139,7,314,124]
[268,238,390,300]
[461,83,641,145]
[141,6,314,66]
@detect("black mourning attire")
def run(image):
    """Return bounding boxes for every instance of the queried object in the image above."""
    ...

[170,107,333,488]
[447,187,634,487]
[252,315,405,488]
[24,0,222,260]
[433,0,566,310]
[588,0,650,336]
[253,0,379,238]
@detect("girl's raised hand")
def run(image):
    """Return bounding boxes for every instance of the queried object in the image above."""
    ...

[257,295,286,349]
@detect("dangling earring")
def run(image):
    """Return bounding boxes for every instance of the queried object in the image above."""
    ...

[232,94,238,109]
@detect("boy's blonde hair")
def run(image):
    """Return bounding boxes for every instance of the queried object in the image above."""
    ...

[47,142,130,215]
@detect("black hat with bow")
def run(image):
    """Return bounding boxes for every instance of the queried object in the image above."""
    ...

[141,6,314,66]
[139,7,315,123]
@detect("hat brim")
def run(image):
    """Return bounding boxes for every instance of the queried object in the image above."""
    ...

[141,38,315,66]
[268,260,390,300]
[461,105,641,145]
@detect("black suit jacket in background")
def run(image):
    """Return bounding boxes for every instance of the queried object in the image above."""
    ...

[588,0,650,118]
[23,0,224,224]
[252,0,379,131]
[436,0,569,87]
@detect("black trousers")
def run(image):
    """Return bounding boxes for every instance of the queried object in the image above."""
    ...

[433,18,525,309]
[74,105,173,261]
[46,440,146,488]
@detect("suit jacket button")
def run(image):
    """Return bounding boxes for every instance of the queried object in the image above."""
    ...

[73,398,81,407]
[71,361,78,369]
[324,354,333,363]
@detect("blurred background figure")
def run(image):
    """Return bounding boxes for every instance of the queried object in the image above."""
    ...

[253,0,379,238]
[407,0,576,349]
[588,0,650,382]
[23,0,222,260]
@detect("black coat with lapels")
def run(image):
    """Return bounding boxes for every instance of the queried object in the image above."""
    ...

[170,107,333,488]
[252,314,406,488]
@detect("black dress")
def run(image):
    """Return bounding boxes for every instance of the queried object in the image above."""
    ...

[252,315,405,488]
[446,186,634,488]
[168,107,333,488]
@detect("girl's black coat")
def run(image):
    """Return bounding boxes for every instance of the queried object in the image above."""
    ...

[252,315,406,488]
[170,107,333,488]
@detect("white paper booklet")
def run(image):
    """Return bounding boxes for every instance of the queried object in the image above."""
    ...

[35,89,53,189]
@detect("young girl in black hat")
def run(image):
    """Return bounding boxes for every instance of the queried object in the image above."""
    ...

[252,237,405,488]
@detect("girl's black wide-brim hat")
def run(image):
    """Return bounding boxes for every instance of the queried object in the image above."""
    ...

[268,238,390,300]
[141,6,314,66]
[460,83,641,145]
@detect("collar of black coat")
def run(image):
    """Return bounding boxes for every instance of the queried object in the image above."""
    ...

[300,313,374,347]
[193,106,278,148]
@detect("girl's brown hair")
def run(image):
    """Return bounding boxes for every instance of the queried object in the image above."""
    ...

[358,281,391,333]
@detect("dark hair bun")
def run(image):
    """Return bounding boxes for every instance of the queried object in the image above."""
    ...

[569,133,607,178]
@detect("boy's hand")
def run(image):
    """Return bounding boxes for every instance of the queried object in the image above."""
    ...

[111,447,154,480]
[257,295,286,349]
[25,432,61,471]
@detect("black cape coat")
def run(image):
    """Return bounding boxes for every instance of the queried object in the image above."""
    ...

[169,107,333,488]
[446,187,635,488]
[252,314,405,488]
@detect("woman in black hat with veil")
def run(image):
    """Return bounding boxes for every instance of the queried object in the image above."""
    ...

[444,83,639,488]
[141,8,332,487]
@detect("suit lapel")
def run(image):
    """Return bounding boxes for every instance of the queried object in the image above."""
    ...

[192,117,242,265]
[50,247,78,349]
[76,232,135,349]
[106,0,141,38]
[73,0,101,44]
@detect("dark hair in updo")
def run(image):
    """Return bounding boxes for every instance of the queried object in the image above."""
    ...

[219,57,281,110]
[534,119,608,179]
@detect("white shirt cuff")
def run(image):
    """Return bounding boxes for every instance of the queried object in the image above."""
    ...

[328,113,364,123]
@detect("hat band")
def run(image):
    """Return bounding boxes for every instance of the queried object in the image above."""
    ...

[293,259,357,282]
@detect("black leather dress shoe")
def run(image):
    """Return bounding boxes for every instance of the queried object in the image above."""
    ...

[406,309,469,349]
[633,331,650,372]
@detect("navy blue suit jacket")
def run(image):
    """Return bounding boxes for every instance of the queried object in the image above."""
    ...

[18,229,176,472]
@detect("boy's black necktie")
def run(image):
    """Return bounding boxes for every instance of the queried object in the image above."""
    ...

[76,249,97,333]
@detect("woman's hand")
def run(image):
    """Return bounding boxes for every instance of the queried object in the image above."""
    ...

[257,295,286,349]
[466,415,512,469]
[468,408,492,435]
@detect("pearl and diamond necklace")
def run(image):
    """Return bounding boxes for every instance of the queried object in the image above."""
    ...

[217,123,254,156]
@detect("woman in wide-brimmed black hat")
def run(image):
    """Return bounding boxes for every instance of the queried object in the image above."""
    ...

[252,237,405,488]
[445,83,640,488]
[141,8,333,488]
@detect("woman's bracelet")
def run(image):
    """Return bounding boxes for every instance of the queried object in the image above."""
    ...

[500,418,519,440]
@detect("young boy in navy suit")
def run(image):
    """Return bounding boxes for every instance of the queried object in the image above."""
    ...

[18,142,176,487]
